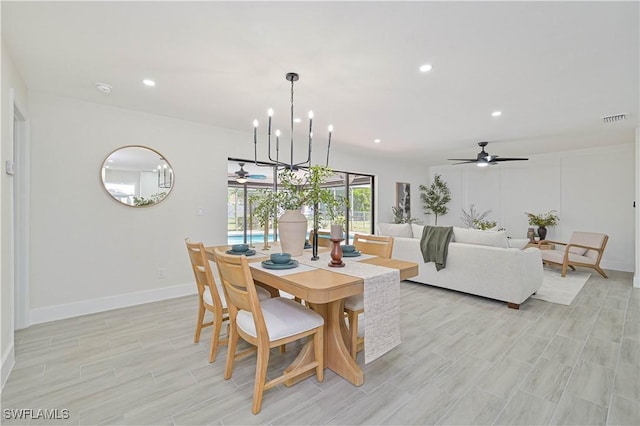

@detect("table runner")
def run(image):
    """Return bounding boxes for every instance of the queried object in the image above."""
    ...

[295,252,400,364]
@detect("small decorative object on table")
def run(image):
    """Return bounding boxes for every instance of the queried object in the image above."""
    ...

[329,224,345,267]
[525,210,559,241]
[527,228,536,243]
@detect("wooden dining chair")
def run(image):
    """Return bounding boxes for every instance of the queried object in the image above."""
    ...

[185,239,270,363]
[213,249,324,415]
[309,229,332,247]
[344,234,394,359]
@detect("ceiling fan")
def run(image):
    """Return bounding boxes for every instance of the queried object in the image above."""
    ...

[229,162,267,183]
[448,142,528,167]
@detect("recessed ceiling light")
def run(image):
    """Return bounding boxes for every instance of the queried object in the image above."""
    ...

[95,82,112,93]
[142,79,156,87]
[374,139,381,144]
[293,118,301,123]
[491,111,502,117]
[419,64,433,73]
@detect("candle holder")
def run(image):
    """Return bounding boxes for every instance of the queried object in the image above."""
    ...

[329,238,345,268]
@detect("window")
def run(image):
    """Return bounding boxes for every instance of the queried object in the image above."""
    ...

[227,159,374,244]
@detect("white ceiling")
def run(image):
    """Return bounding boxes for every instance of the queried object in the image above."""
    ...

[3,1,638,165]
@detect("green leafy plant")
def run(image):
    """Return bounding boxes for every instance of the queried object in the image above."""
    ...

[249,190,279,228]
[278,165,347,227]
[461,204,491,228]
[133,192,166,206]
[392,206,422,224]
[473,219,497,230]
[419,174,451,225]
[525,210,559,227]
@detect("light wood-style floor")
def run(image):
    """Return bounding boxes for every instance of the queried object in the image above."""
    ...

[2,268,638,425]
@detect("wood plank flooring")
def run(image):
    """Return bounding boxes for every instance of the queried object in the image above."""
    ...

[2,268,638,425]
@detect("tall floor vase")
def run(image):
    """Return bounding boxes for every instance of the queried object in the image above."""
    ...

[278,209,307,256]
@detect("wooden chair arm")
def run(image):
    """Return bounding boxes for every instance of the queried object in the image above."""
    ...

[539,239,565,246]
[565,243,602,253]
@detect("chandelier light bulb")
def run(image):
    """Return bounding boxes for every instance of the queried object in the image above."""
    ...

[275,129,281,137]
[253,119,259,127]
[268,108,274,117]
[308,111,314,119]
[328,125,334,132]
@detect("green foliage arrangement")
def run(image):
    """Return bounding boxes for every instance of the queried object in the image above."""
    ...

[133,192,167,206]
[419,174,451,225]
[473,219,497,230]
[461,204,490,228]
[392,206,422,224]
[278,165,347,226]
[525,210,559,227]
[249,190,279,228]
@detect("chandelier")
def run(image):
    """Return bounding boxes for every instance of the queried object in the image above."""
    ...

[252,72,333,170]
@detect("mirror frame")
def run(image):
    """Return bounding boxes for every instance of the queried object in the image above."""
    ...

[100,145,174,208]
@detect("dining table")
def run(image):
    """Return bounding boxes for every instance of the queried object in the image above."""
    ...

[205,243,418,387]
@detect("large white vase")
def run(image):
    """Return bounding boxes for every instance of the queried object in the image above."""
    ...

[278,209,307,256]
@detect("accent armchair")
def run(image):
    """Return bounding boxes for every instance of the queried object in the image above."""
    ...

[539,232,609,278]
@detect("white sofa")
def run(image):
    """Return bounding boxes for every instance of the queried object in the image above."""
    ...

[377,223,543,309]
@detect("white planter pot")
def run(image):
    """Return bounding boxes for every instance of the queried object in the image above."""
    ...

[278,209,308,256]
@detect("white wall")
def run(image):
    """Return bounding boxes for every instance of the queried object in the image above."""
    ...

[26,91,427,324]
[1,44,28,388]
[430,143,635,272]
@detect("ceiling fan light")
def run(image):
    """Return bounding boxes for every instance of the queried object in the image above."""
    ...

[477,162,489,168]
[236,177,248,184]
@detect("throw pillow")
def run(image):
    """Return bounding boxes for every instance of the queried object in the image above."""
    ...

[411,224,424,239]
[378,223,413,238]
[452,226,509,248]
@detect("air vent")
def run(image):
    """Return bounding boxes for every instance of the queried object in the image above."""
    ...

[601,113,627,124]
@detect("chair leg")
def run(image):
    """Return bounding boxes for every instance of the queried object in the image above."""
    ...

[313,328,324,382]
[252,344,270,415]
[194,302,205,343]
[348,311,359,360]
[224,324,238,380]
[208,312,223,363]
[595,266,609,278]
[561,262,568,277]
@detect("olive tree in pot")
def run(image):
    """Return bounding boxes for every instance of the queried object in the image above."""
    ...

[249,190,279,250]
[419,174,451,225]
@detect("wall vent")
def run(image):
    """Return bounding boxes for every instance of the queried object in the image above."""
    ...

[601,113,627,124]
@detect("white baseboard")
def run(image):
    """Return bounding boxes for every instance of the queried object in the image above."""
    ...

[1,342,15,391]
[30,282,196,326]
[600,260,634,273]
[634,273,640,288]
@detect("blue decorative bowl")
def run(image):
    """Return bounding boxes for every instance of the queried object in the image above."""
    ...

[342,245,356,253]
[270,253,292,264]
[232,244,249,252]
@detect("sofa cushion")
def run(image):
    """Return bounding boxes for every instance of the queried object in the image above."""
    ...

[452,227,509,248]
[378,223,413,238]
[411,224,424,239]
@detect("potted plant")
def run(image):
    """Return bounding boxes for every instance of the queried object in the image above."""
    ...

[419,174,451,225]
[278,165,346,257]
[249,190,279,250]
[525,210,559,240]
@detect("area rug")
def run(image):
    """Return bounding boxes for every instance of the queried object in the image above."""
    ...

[530,268,591,305]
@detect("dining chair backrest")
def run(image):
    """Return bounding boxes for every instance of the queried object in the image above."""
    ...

[354,234,394,258]
[185,239,224,310]
[213,249,267,338]
[309,229,332,247]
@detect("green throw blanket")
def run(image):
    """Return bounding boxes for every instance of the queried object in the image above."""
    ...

[420,226,454,271]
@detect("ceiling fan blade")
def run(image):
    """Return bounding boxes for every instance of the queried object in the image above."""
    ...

[447,158,477,162]
[491,158,529,162]
[451,160,478,165]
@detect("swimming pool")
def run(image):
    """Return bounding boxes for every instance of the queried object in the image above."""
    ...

[227,232,276,245]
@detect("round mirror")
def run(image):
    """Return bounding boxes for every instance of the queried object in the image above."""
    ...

[101,145,174,207]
